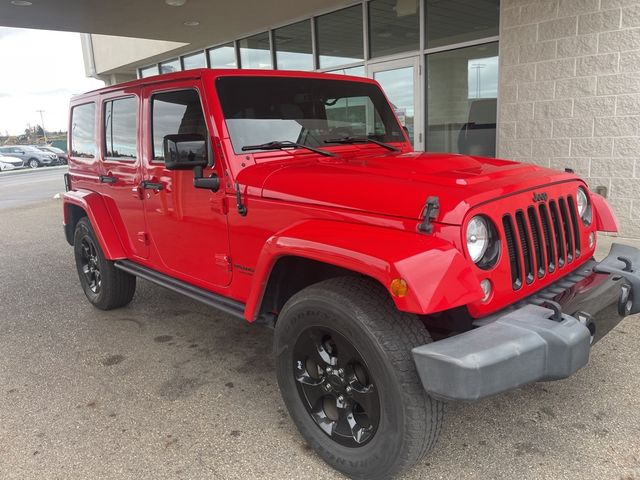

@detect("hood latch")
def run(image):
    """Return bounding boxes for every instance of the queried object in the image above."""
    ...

[417,196,440,234]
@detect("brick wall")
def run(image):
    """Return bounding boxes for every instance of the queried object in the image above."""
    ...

[497,0,640,238]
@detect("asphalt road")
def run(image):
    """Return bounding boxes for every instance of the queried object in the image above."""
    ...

[0,167,67,210]
[0,198,639,480]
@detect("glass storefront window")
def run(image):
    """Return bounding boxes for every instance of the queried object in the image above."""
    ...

[208,43,237,69]
[182,51,206,70]
[274,20,314,71]
[369,0,420,58]
[426,0,499,48]
[140,65,158,78]
[374,66,415,144]
[317,5,364,69]
[426,42,498,157]
[329,66,366,77]
[239,32,272,69]
[159,59,180,74]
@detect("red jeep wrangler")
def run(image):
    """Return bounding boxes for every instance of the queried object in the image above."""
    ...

[64,69,639,479]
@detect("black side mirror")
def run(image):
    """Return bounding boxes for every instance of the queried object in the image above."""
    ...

[163,134,208,171]
[163,133,219,192]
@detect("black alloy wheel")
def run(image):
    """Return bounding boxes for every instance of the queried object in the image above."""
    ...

[293,326,380,447]
[274,277,445,480]
[79,236,101,294]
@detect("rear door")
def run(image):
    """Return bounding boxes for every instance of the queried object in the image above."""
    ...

[3,147,26,163]
[141,79,231,288]
[98,90,149,259]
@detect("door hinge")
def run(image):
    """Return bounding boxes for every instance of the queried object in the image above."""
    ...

[215,254,232,271]
[137,232,149,245]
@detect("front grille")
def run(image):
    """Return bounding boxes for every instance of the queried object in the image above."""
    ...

[503,194,581,290]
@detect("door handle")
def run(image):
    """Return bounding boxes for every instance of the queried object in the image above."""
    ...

[140,180,164,191]
[99,175,117,184]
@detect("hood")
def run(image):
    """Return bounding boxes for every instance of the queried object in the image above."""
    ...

[237,151,578,225]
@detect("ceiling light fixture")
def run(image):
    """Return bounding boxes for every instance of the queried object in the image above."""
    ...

[11,1,33,6]
[165,0,186,6]
[183,20,199,26]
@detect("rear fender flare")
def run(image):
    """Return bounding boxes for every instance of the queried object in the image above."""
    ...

[63,190,126,260]
[244,220,483,321]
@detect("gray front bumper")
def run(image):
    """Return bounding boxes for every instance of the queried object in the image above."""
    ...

[412,243,640,402]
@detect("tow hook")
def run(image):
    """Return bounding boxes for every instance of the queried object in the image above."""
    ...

[575,311,596,344]
[618,284,633,317]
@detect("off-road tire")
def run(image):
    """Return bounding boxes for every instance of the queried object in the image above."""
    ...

[274,277,445,480]
[73,217,136,310]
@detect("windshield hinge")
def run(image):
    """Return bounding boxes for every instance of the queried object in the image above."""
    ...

[417,196,440,234]
[235,182,248,216]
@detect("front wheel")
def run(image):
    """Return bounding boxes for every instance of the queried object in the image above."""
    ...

[28,158,40,169]
[274,277,444,480]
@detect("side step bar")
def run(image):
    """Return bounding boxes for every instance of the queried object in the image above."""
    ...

[114,260,245,320]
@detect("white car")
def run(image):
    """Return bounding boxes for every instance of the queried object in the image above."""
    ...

[0,153,24,171]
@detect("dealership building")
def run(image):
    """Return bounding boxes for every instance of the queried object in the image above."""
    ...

[2,0,639,237]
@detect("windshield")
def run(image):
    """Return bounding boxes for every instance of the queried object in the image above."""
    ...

[216,76,405,154]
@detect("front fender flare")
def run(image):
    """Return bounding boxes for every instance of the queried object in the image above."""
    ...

[244,220,483,321]
[590,192,619,233]
[63,190,126,260]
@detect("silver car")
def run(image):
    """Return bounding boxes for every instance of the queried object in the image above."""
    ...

[0,145,57,168]
[0,152,24,170]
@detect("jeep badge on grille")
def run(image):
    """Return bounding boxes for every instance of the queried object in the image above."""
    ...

[533,192,548,202]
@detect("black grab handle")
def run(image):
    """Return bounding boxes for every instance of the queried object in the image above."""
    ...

[140,180,164,191]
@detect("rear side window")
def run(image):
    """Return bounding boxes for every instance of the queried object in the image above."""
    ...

[151,90,208,162]
[104,97,137,160]
[71,103,96,158]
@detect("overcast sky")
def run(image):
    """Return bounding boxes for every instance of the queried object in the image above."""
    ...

[0,27,104,136]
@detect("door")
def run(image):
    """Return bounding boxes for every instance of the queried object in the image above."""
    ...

[141,81,232,288]
[99,93,149,259]
[5,147,26,163]
[367,57,422,150]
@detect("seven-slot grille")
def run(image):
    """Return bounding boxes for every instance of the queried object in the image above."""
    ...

[502,195,582,290]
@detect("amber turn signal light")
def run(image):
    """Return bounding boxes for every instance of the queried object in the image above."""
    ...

[390,278,408,298]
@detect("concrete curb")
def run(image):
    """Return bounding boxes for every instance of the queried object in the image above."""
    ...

[0,165,68,177]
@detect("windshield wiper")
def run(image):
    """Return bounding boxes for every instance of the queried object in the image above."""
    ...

[241,140,336,157]
[323,136,400,152]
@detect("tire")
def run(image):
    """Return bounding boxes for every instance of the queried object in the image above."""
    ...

[274,277,445,480]
[28,158,40,169]
[73,217,136,310]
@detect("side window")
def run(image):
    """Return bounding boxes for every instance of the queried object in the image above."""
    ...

[104,97,137,160]
[151,90,208,162]
[71,103,96,158]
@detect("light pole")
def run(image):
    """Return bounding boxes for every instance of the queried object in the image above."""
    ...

[36,109,48,143]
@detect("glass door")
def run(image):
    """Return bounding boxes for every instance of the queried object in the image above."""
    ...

[367,57,422,150]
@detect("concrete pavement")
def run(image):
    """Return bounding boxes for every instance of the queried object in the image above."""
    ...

[0,167,67,210]
[0,198,639,480]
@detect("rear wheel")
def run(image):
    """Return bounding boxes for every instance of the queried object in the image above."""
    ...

[28,158,40,169]
[73,217,136,310]
[274,277,444,480]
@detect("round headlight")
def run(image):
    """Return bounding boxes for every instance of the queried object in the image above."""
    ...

[576,187,588,217]
[466,216,490,263]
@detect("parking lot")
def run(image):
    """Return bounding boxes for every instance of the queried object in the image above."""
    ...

[1,185,639,479]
